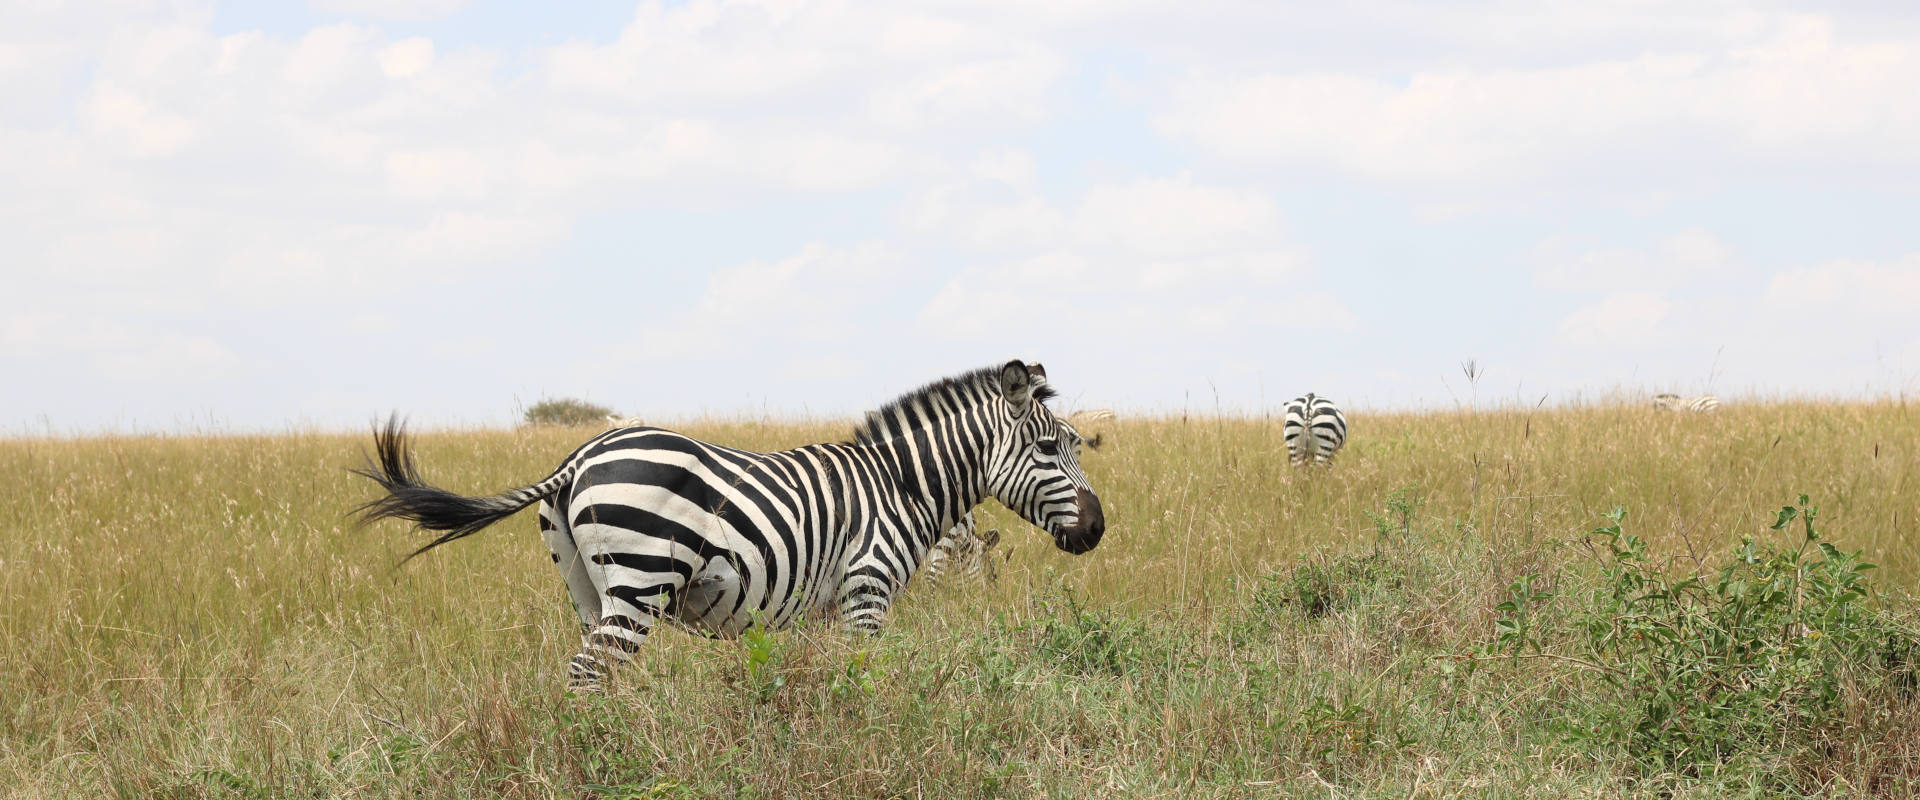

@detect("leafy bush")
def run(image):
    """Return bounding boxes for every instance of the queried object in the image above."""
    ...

[1491,496,1920,786]
[523,397,614,427]
[1026,585,1164,677]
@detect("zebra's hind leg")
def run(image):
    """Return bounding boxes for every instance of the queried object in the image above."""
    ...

[566,516,693,694]
[538,503,601,631]
[567,589,674,695]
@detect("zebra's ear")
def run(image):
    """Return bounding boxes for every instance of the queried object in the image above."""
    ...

[1085,433,1104,451]
[981,529,1001,549]
[1001,359,1034,411]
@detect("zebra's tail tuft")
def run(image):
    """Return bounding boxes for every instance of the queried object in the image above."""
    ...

[351,414,564,565]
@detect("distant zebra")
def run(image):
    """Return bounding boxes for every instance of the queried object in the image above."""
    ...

[1064,409,1114,448]
[1652,393,1722,413]
[920,513,1003,590]
[1066,409,1115,427]
[920,418,1101,590]
[1283,393,1348,465]
[355,360,1106,694]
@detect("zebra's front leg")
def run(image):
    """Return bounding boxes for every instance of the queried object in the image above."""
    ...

[568,581,677,695]
[836,565,898,636]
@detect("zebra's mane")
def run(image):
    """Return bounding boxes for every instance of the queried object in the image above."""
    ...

[849,363,1057,446]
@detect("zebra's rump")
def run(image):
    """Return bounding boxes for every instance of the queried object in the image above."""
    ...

[1282,394,1348,464]
[560,426,839,636]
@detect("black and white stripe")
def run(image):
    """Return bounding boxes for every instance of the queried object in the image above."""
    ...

[920,512,1002,590]
[355,359,1105,693]
[1652,393,1722,413]
[1283,393,1348,465]
[920,416,1103,590]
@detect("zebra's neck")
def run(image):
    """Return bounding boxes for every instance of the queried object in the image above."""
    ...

[853,424,991,550]
[843,366,1010,550]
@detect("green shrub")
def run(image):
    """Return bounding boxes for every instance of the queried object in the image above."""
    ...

[523,397,615,427]
[1492,496,1920,787]
[1025,585,1164,677]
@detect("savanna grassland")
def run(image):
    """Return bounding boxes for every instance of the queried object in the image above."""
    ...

[4,403,1919,798]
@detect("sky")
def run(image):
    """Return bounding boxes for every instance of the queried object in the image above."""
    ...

[4,0,1919,433]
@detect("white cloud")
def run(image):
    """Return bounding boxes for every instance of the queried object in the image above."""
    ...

[1155,15,1920,186]
[1535,229,1738,292]
[779,354,866,384]
[87,83,195,156]
[378,37,435,79]
[6,1,1919,429]
[2,313,245,382]
[2,1,1068,331]
[1555,292,1673,351]
[310,0,472,22]
[539,0,1064,132]
[384,149,494,197]
[283,23,377,87]
[1764,256,1920,319]
[1541,250,1920,396]
[913,170,1306,284]
[620,242,909,363]
[909,168,1336,367]
[1070,174,1283,261]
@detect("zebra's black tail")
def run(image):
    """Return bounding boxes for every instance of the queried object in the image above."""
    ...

[351,415,573,564]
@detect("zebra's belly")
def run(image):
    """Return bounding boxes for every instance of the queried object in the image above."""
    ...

[673,557,756,637]
[669,558,832,637]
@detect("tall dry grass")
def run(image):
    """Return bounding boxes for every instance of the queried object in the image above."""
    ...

[1,402,1915,797]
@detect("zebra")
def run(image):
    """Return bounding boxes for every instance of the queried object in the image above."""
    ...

[1652,393,1722,413]
[920,513,1003,590]
[1063,409,1113,449]
[354,359,1106,694]
[1283,393,1348,465]
[920,416,1104,590]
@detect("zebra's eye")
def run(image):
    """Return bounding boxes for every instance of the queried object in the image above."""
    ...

[1035,439,1060,456]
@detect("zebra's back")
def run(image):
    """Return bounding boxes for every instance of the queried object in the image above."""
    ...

[1652,394,1722,413]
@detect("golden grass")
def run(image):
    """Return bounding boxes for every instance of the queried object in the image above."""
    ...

[1,402,1915,798]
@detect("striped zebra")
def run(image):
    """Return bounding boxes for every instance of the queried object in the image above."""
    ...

[355,359,1105,694]
[1066,409,1115,427]
[1064,409,1115,446]
[1652,393,1722,413]
[1283,393,1348,465]
[920,513,1002,590]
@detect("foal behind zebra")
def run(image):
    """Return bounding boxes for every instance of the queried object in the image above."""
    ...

[355,359,1105,693]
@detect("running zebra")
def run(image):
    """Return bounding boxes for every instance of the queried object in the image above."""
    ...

[1652,393,1722,413]
[355,359,1105,693]
[920,513,1003,590]
[1283,393,1348,465]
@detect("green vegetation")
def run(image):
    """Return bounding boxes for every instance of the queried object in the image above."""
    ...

[2,403,1917,797]
[523,398,615,427]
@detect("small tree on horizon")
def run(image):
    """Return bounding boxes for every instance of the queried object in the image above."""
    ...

[523,398,615,427]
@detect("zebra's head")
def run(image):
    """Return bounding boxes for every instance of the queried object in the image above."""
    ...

[985,360,1106,555]
[1652,393,1681,411]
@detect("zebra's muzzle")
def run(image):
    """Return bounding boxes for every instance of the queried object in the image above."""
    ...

[1053,488,1105,555]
